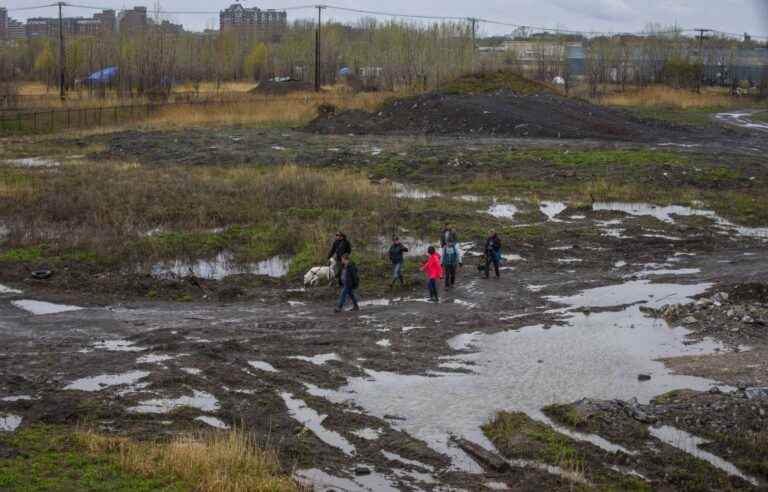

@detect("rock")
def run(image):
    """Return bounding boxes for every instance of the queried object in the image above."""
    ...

[638,374,652,382]
[354,467,372,476]
[742,315,755,324]
[683,316,697,325]
[745,388,768,400]
[709,386,722,395]
[696,298,714,307]
[727,309,736,318]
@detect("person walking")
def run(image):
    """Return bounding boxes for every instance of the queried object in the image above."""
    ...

[335,254,360,313]
[442,240,462,289]
[420,246,442,302]
[327,232,351,286]
[484,231,502,279]
[388,237,409,287]
[441,223,458,248]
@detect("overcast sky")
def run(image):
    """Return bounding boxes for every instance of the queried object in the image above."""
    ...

[5,0,768,38]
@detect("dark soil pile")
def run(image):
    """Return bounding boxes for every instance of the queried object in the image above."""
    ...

[249,79,314,96]
[305,71,733,142]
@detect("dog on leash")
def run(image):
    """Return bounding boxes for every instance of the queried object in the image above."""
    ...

[304,257,337,287]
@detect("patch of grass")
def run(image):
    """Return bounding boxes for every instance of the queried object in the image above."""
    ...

[75,427,297,492]
[706,191,768,226]
[545,404,588,428]
[483,412,588,485]
[0,425,187,491]
[752,111,768,124]
[0,246,43,262]
[147,92,390,129]
[599,86,735,110]
[504,149,687,168]
[698,167,742,183]
[440,70,551,95]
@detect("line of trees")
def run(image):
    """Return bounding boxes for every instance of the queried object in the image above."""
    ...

[0,18,477,98]
[0,18,765,99]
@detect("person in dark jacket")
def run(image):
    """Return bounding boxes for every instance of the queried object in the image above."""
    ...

[442,240,462,288]
[484,231,502,279]
[327,232,352,286]
[335,254,360,312]
[388,237,409,287]
[441,223,458,248]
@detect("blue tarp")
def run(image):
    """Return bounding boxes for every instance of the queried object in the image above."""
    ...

[85,66,118,83]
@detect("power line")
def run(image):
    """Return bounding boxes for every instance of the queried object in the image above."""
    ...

[6,3,59,11]
[321,4,467,21]
[6,1,768,40]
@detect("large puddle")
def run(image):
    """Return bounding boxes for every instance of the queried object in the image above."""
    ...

[150,252,292,280]
[309,279,728,472]
[715,110,768,132]
[593,202,768,239]
[11,300,84,315]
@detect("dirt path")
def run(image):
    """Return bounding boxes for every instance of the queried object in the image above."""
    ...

[2,207,768,490]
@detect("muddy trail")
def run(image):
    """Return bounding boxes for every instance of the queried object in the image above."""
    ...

[2,194,768,490]
[304,89,760,146]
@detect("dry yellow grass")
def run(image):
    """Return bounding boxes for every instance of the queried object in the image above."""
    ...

[599,86,734,109]
[75,427,299,492]
[147,91,392,128]
[16,81,52,96]
[172,81,258,93]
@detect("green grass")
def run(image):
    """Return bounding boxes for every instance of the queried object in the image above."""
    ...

[0,426,187,492]
[752,111,768,124]
[0,246,43,262]
[503,149,687,168]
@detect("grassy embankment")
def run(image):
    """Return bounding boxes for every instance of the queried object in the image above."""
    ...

[595,85,768,125]
[0,425,298,491]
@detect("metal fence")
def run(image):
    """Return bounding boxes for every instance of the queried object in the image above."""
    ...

[0,103,169,134]
[0,91,253,111]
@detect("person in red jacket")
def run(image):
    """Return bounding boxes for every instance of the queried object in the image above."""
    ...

[420,246,443,302]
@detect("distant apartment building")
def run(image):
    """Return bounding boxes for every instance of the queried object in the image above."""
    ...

[159,19,184,35]
[24,9,115,39]
[7,19,24,40]
[0,7,7,40]
[220,3,287,37]
[118,6,147,33]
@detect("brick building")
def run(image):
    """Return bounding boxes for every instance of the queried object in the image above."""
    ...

[118,6,147,34]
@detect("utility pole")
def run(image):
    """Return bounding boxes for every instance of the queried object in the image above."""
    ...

[469,17,477,50]
[58,2,66,101]
[693,28,713,94]
[314,5,325,92]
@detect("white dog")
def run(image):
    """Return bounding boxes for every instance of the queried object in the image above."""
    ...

[304,257,337,287]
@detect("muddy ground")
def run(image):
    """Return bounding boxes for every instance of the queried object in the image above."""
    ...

[2,110,768,490]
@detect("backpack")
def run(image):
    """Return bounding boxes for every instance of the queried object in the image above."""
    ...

[349,264,360,290]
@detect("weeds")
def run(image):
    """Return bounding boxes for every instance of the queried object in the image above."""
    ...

[146,92,390,129]
[599,86,735,110]
[75,427,298,492]
[0,162,396,277]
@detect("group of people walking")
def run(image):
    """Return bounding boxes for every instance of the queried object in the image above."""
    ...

[328,225,503,312]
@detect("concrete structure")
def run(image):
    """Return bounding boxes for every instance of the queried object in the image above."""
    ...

[118,6,147,34]
[220,3,287,37]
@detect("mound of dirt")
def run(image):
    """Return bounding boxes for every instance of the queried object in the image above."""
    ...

[438,70,552,95]
[249,79,314,96]
[305,71,732,142]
